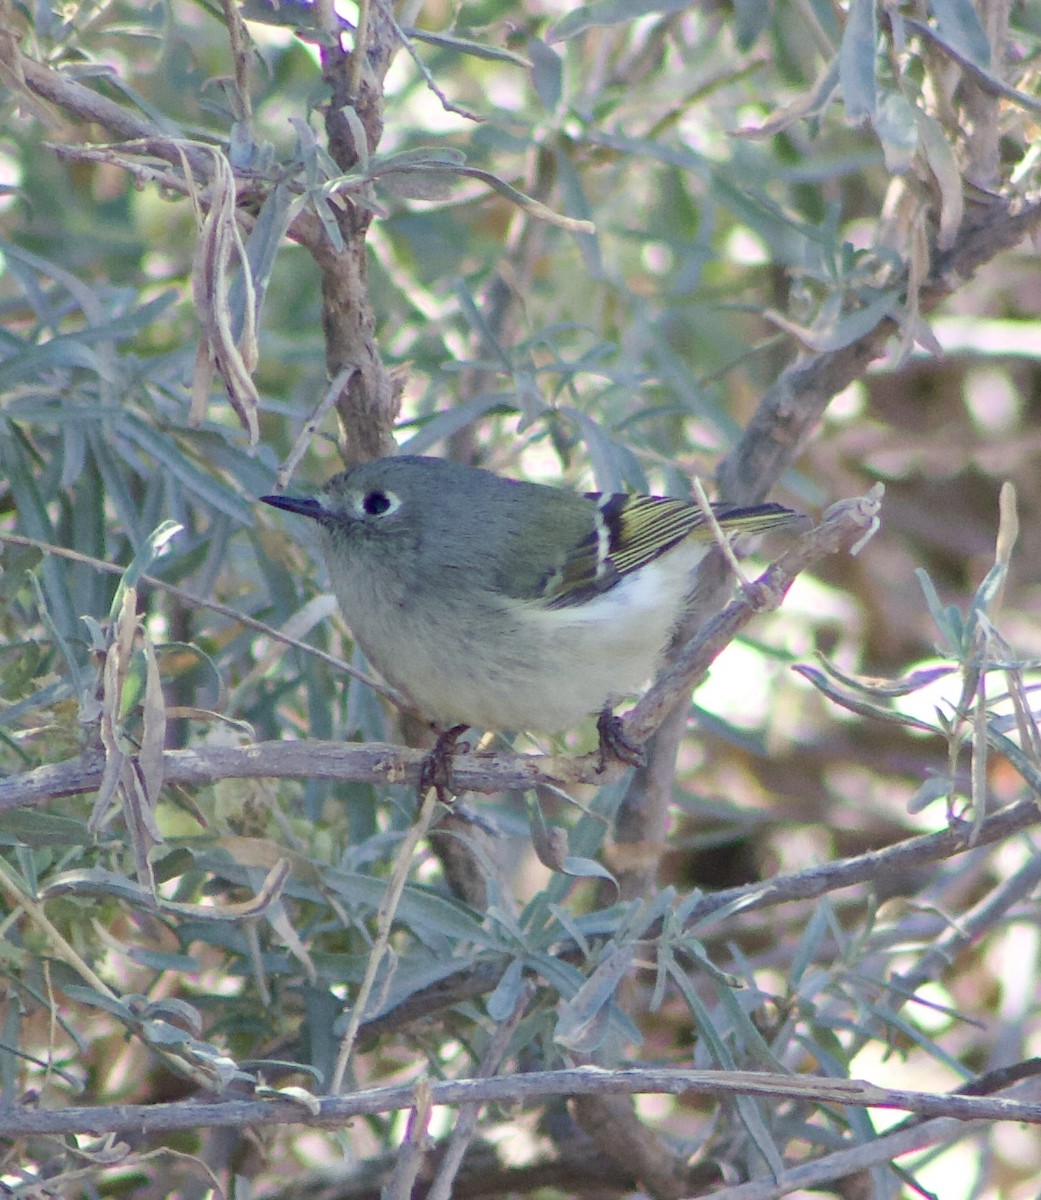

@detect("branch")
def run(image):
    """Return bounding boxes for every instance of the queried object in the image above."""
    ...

[706,1080,1041,1200]
[717,196,1041,502]
[8,754,1038,1002]
[11,52,216,177]
[4,1066,1041,1139]
[263,1061,1041,1199]
[0,741,565,813]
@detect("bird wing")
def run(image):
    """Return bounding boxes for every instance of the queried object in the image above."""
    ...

[540,496,799,609]
[540,494,699,608]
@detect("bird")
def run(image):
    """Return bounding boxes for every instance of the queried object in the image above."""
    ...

[262,454,801,785]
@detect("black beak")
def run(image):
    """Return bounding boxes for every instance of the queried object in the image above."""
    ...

[260,494,327,522]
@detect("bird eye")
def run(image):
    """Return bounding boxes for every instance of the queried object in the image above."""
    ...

[362,489,393,516]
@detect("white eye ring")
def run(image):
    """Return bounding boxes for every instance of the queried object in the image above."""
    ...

[353,488,401,518]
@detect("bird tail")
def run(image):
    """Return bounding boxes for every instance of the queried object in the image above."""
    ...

[709,501,806,537]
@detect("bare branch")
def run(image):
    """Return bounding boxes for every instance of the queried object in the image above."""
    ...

[13,53,215,176]
[717,197,1041,504]
[3,1066,1041,1140]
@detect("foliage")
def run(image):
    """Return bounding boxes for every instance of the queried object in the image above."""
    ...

[1,1,1041,1197]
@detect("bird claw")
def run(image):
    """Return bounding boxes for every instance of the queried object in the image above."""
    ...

[596,708,645,771]
[419,724,469,803]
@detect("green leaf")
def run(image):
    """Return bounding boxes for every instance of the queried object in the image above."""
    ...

[399,393,520,455]
[928,0,990,67]
[547,0,692,43]
[711,976,786,1070]
[839,0,878,123]
[0,431,78,638]
[323,870,496,946]
[915,108,964,249]
[126,948,203,972]
[528,38,563,114]
[809,652,957,698]
[109,520,183,621]
[453,166,595,232]
[40,868,158,907]
[554,943,636,1051]
[789,896,835,989]
[666,954,785,1178]
[0,337,111,390]
[229,182,295,341]
[559,855,618,887]
[987,728,1041,797]
[969,560,1008,625]
[0,810,93,847]
[916,567,965,650]
[904,17,1041,115]
[792,665,938,733]
[60,985,137,1023]
[487,957,527,1022]
[733,0,772,48]
[562,406,643,493]
[117,418,255,524]
[406,28,531,67]
[800,288,900,353]
[873,90,918,172]
[907,773,954,814]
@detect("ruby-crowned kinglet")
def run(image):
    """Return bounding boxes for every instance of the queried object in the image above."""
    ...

[261,455,800,747]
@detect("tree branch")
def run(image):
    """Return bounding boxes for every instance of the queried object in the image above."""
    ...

[11,51,216,176]
[717,196,1041,503]
[3,1066,1040,1139]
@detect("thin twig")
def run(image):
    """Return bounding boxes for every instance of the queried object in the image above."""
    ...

[0,859,118,1002]
[47,143,193,195]
[328,783,442,1092]
[347,0,370,98]
[690,474,751,586]
[16,55,215,176]
[707,1080,1041,1200]
[370,0,485,122]
[221,0,254,126]
[426,980,536,1200]
[277,365,357,490]
[383,1081,432,1200]
[892,849,1041,997]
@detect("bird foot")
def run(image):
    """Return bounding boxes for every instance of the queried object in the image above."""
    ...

[596,708,645,772]
[419,724,469,803]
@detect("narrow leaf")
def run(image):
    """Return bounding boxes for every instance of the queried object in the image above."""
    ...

[928,0,990,67]
[839,0,878,123]
[555,944,636,1052]
[793,665,938,732]
[548,0,692,43]
[528,38,563,113]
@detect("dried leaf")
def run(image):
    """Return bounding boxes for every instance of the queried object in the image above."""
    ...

[182,145,260,443]
[137,635,167,815]
[916,109,964,250]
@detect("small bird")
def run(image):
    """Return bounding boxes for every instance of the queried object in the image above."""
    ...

[262,455,800,776]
